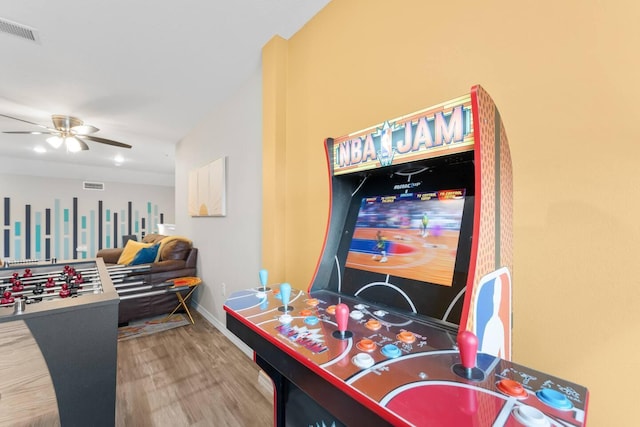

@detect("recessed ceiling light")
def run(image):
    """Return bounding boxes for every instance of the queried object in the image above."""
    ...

[114,154,124,165]
[34,146,46,153]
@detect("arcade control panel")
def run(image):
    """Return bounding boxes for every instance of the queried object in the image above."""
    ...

[224,282,589,426]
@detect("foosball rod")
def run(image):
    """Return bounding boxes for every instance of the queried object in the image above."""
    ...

[0,281,101,296]
[119,288,173,300]
[113,280,146,290]
[0,263,149,282]
[116,281,177,294]
[1,271,104,288]
[0,265,102,282]
[0,269,146,289]
[118,284,187,301]
[0,286,103,307]
[2,258,58,267]
[2,272,103,287]
[10,283,102,297]
[3,269,153,292]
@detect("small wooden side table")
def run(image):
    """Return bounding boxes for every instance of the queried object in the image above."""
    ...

[165,276,202,324]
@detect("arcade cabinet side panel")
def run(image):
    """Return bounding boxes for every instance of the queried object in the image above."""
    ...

[307,138,351,294]
[461,85,514,361]
[0,320,59,426]
[26,301,119,427]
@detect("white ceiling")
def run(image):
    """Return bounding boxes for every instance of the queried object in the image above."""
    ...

[0,0,330,180]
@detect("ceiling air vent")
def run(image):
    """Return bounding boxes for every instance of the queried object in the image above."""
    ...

[0,17,40,43]
[83,181,105,191]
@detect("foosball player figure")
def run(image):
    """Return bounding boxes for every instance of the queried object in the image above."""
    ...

[45,277,56,294]
[1,291,14,305]
[23,268,33,278]
[59,283,71,298]
[33,282,44,301]
[73,273,84,289]
[12,280,24,293]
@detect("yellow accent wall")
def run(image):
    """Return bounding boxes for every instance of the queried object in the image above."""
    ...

[263,1,640,424]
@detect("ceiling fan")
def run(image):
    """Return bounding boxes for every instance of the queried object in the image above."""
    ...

[0,113,132,152]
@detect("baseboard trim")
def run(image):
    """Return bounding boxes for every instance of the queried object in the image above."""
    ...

[192,301,254,359]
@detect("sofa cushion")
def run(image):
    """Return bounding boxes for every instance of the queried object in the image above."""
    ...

[130,243,161,265]
[156,236,193,261]
[117,240,153,265]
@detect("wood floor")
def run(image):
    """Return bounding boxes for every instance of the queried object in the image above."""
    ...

[116,311,273,426]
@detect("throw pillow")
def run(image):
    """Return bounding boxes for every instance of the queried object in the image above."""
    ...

[155,236,193,262]
[130,243,160,266]
[117,240,153,265]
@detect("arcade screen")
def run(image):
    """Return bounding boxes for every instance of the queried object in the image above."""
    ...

[345,189,466,287]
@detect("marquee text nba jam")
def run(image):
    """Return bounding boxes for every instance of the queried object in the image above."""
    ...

[332,95,474,175]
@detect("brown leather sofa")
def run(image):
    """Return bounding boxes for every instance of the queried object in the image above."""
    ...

[96,233,198,324]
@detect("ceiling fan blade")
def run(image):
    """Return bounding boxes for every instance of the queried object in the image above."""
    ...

[71,124,99,135]
[79,135,132,149]
[0,113,52,131]
[77,138,90,151]
[2,130,60,135]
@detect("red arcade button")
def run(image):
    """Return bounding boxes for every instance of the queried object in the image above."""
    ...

[497,379,528,399]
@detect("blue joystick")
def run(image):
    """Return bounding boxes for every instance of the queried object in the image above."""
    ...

[278,282,293,323]
[259,269,270,291]
[255,269,271,298]
[278,282,294,313]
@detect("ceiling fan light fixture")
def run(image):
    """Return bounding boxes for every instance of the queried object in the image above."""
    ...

[65,136,83,152]
[46,135,63,148]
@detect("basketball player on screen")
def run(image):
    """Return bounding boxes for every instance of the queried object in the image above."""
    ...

[421,211,429,238]
[372,230,388,263]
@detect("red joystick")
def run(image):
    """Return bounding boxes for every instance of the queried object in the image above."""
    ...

[453,330,484,381]
[458,330,478,372]
[332,303,353,340]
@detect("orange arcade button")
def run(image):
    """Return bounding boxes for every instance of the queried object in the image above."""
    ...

[326,305,336,315]
[306,298,319,307]
[299,309,313,316]
[397,331,416,343]
[365,319,381,330]
[356,339,376,352]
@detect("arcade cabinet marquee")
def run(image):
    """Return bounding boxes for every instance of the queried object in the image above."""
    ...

[225,85,589,426]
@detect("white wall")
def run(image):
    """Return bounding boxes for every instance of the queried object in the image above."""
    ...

[0,173,174,260]
[0,157,174,187]
[175,65,262,327]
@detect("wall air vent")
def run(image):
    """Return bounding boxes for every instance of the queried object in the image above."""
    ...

[83,181,105,191]
[0,17,40,43]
